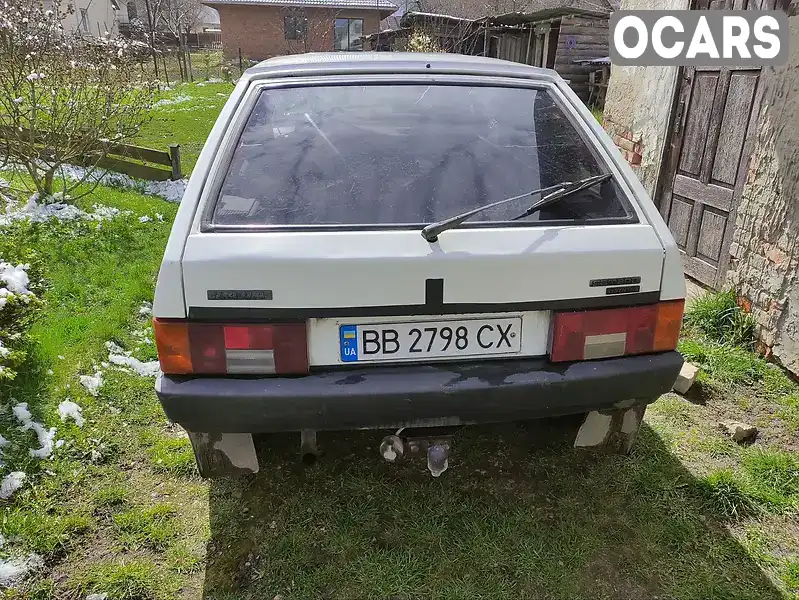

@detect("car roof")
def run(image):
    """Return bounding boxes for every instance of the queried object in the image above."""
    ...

[246,52,562,83]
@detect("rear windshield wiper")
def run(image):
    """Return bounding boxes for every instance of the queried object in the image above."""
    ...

[420,173,613,242]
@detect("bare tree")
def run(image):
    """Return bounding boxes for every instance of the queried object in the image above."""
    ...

[278,7,342,55]
[0,1,156,199]
[159,0,204,36]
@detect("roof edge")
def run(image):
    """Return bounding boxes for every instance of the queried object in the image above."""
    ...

[204,0,397,8]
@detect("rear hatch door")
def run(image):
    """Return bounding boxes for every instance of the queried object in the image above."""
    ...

[182,78,664,366]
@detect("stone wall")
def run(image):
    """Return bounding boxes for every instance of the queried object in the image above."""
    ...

[726,3,799,372]
[601,0,690,198]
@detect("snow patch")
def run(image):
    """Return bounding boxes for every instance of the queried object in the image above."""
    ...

[153,94,191,107]
[0,262,33,310]
[11,403,31,422]
[13,402,57,459]
[140,178,186,203]
[105,341,160,377]
[0,194,127,226]
[0,471,26,500]
[0,553,42,587]
[86,594,109,600]
[79,371,103,397]
[58,400,85,427]
[108,353,160,377]
[105,341,125,354]
[58,165,187,203]
[138,215,151,223]
[138,301,152,316]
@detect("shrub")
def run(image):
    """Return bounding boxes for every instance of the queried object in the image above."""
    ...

[684,289,754,348]
[0,239,42,381]
[407,31,441,53]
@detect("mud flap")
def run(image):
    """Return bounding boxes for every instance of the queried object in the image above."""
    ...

[186,431,259,478]
[574,402,648,455]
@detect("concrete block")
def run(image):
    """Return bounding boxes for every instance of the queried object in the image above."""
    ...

[673,362,700,394]
[720,421,758,443]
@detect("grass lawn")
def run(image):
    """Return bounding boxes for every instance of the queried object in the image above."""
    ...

[135,81,234,176]
[1,89,797,599]
[2,192,797,600]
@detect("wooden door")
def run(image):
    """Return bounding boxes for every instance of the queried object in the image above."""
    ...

[657,0,772,288]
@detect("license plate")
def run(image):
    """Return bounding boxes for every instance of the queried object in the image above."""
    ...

[339,317,522,363]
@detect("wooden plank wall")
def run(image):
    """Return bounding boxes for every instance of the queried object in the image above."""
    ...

[496,33,528,64]
[553,15,609,100]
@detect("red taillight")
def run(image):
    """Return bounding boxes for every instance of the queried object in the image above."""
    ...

[550,300,684,363]
[153,319,309,375]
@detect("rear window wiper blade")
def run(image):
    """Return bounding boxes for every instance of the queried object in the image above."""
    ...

[420,173,614,243]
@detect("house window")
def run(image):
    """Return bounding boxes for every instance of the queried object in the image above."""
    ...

[79,8,89,32]
[126,1,137,20]
[334,18,363,51]
[284,10,307,40]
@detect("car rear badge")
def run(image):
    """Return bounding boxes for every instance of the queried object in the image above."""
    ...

[207,290,273,301]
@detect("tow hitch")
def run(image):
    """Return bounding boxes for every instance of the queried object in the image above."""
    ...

[379,427,456,477]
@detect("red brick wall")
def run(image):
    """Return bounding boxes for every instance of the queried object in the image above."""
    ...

[602,119,644,167]
[216,5,381,60]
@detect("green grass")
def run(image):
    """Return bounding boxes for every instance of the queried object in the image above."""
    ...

[145,435,197,475]
[590,106,604,124]
[113,503,178,550]
[75,559,179,600]
[742,449,799,510]
[136,82,233,175]
[649,394,696,426]
[93,484,131,508]
[679,336,767,385]
[2,510,93,556]
[700,469,759,520]
[684,289,755,347]
[784,560,799,594]
[776,394,799,432]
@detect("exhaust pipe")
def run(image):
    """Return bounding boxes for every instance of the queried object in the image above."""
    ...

[427,444,449,477]
[379,428,455,477]
[379,435,405,463]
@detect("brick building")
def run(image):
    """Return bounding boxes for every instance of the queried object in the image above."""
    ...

[204,0,397,60]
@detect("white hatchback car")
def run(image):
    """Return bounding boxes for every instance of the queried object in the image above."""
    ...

[152,52,686,477]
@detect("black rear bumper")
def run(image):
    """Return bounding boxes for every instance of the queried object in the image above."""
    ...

[155,352,683,433]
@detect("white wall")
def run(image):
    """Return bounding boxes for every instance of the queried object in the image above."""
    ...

[46,0,123,36]
[601,0,691,198]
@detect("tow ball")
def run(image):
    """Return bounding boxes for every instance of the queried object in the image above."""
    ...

[379,428,454,477]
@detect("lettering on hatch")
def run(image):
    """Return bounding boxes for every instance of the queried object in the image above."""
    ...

[207,290,273,301]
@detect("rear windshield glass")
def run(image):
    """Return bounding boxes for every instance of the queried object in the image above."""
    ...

[211,84,632,227]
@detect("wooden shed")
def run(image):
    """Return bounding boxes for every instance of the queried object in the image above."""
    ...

[362,0,614,102]
[477,6,612,101]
